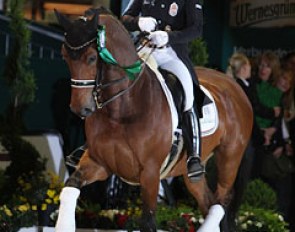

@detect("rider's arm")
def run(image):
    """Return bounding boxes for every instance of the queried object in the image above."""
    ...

[121,0,143,32]
[168,0,203,45]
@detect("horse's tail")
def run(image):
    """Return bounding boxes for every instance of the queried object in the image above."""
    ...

[221,145,253,232]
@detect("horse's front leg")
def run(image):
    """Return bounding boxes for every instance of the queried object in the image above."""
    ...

[139,167,160,232]
[55,151,109,232]
[55,170,81,232]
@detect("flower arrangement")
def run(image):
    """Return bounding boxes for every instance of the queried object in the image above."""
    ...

[75,201,202,231]
[15,171,64,211]
[0,175,290,232]
[73,178,289,232]
[237,206,288,232]
[156,204,202,232]
[0,171,64,231]
[75,203,288,232]
[0,204,36,232]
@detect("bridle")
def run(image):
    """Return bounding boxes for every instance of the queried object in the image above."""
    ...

[66,25,148,109]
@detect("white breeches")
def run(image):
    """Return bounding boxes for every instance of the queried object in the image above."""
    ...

[143,46,194,112]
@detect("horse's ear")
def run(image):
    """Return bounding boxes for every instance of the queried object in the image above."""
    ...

[54,9,71,31]
[90,10,99,30]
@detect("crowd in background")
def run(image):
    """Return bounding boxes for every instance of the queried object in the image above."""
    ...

[227,51,295,229]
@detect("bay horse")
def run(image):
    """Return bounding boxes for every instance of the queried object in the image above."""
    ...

[54,8,253,232]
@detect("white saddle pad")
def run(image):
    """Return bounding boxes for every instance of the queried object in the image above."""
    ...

[199,86,219,137]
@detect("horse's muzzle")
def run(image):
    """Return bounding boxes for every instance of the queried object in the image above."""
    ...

[70,105,95,118]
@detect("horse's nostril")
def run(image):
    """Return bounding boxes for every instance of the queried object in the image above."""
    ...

[70,105,94,118]
[81,108,93,117]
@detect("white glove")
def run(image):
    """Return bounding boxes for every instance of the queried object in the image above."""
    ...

[148,31,169,47]
[138,17,157,32]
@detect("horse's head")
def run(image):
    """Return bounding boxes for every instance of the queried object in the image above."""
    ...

[55,8,140,118]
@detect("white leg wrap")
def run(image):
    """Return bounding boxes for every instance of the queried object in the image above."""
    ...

[55,187,80,232]
[197,204,225,232]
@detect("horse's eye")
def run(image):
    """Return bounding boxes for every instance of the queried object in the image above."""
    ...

[87,55,97,64]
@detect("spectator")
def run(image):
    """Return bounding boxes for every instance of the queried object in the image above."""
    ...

[253,51,281,134]
[263,69,294,223]
[227,52,281,178]
[254,53,294,223]
[282,51,295,74]
[281,52,295,231]
[281,52,295,149]
[269,69,294,158]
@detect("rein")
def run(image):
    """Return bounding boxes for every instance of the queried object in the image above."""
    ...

[67,25,148,109]
[93,61,146,109]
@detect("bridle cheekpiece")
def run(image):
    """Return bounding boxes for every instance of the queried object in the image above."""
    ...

[67,23,145,109]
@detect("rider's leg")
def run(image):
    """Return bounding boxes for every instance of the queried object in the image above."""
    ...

[159,49,205,182]
[182,107,205,182]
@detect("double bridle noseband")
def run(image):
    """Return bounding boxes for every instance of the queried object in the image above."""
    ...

[67,25,146,109]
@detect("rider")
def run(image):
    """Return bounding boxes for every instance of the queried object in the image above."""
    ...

[122,0,205,182]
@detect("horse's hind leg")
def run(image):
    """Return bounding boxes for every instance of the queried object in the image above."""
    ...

[55,151,109,232]
[183,176,215,215]
[139,168,161,232]
[184,174,225,232]
[214,145,247,232]
[212,146,245,210]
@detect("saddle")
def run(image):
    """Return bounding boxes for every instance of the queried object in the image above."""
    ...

[159,68,212,120]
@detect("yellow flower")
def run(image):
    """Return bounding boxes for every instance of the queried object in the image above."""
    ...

[45,198,52,204]
[41,204,47,211]
[32,205,38,211]
[19,196,27,202]
[47,189,56,198]
[18,204,29,212]
[53,196,59,204]
[4,206,13,217]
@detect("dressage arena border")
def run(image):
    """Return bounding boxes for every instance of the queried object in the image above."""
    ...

[19,227,168,232]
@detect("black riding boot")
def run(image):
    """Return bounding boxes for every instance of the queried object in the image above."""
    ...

[65,144,87,167]
[183,108,205,182]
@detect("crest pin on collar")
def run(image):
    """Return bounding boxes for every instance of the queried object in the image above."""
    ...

[169,2,178,17]
[79,16,87,21]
